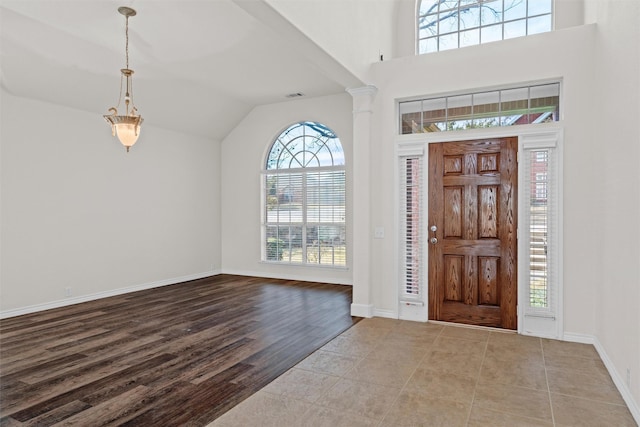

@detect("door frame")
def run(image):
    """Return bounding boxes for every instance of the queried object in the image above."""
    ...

[395,123,563,339]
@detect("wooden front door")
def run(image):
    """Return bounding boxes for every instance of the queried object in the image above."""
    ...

[428,137,518,329]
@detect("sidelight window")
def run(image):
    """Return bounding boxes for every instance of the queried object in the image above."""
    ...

[519,130,562,339]
[400,156,424,299]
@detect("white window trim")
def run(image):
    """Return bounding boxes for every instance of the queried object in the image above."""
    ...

[394,123,563,338]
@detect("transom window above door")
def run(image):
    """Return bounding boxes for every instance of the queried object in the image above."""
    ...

[417,0,553,54]
[399,82,560,134]
[262,122,346,267]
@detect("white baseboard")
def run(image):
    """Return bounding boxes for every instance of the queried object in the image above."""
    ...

[373,308,397,319]
[564,332,640,425]
[221,268,352,286]
[562,332,595,344]
[351,303,373,318]
[0,270,219,319]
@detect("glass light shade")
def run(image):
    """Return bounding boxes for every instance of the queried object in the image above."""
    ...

[115,123,141,147]
[104,114,143,152]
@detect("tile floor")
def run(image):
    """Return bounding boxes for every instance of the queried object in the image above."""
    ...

[209,318,637,427]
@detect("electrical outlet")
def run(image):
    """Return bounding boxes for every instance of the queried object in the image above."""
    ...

[374,227,385,239]
[64,287,72,297]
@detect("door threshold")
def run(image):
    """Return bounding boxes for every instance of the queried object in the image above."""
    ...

[428,320,517,334]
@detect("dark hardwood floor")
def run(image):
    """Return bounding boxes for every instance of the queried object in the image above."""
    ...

[0,274,359,426]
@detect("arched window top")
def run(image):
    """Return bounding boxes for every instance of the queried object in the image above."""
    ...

[266,121,344,170]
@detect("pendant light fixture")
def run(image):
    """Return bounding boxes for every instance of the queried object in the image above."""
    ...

[104,6,143,152]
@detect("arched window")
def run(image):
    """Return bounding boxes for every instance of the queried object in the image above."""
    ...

[417,0,553,54]
[263,122,346,266]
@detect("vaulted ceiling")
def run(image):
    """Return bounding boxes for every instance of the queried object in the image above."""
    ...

[0,0,364,140]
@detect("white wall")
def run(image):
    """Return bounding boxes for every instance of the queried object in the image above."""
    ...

[267,0,397,80]
[0,90,221,314]
[591,0,640,409]
[220,93,353,285]
[269,0,586,77]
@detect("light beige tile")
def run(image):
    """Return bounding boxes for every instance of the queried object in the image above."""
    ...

[473,382,553,422]
[262,368,340,403]
[380,392,469,427]
[488,331,540,348]
[382,330,438,347]
[421,347,485,378]
[541,339,599,359]
[370,339,430,364]
[544,353,609,379]
[296,350,360,377]
[431,336,488,355]
[301,405,379,427]
[394,320,444,338]
[440,325,491,342]
[486,332,543,363]
[552,393,637,427]
[467,406,553,427]
[320,335,377,358]
[314,378,400,420]
[356,317,401,330]
[404,368,476,404]
[547,368,625,405]
[340,324,391,342]
[212,324,637,427]
[479,355,548,391]
[344,356,419,388]
[208,391,310,427]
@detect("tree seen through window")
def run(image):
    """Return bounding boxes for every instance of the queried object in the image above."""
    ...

[418,0,553,54]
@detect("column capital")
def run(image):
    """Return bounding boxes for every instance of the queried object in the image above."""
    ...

[346,85,378,115]
[346,85,378,98]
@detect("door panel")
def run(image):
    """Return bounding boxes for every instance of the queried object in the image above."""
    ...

[428,138,518,330]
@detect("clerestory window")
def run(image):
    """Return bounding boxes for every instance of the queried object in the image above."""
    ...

[262,122,346,266]
[417,0,553,54]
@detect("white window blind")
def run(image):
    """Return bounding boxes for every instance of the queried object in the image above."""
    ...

[399,156,424,299]
[521,143,559,318]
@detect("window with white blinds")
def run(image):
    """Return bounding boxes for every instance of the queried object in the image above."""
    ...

[520,140,559,319]
[263,122,346,266]
[399,155,424,299]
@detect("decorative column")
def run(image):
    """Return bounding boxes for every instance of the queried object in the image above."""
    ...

[347,85,377,318]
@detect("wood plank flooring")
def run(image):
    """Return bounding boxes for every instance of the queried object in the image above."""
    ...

[0,274,359,426]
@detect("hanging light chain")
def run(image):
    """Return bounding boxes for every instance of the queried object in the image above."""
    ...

[125,14,130,70]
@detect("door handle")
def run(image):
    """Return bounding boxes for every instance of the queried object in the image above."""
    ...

[430,225,437,244]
